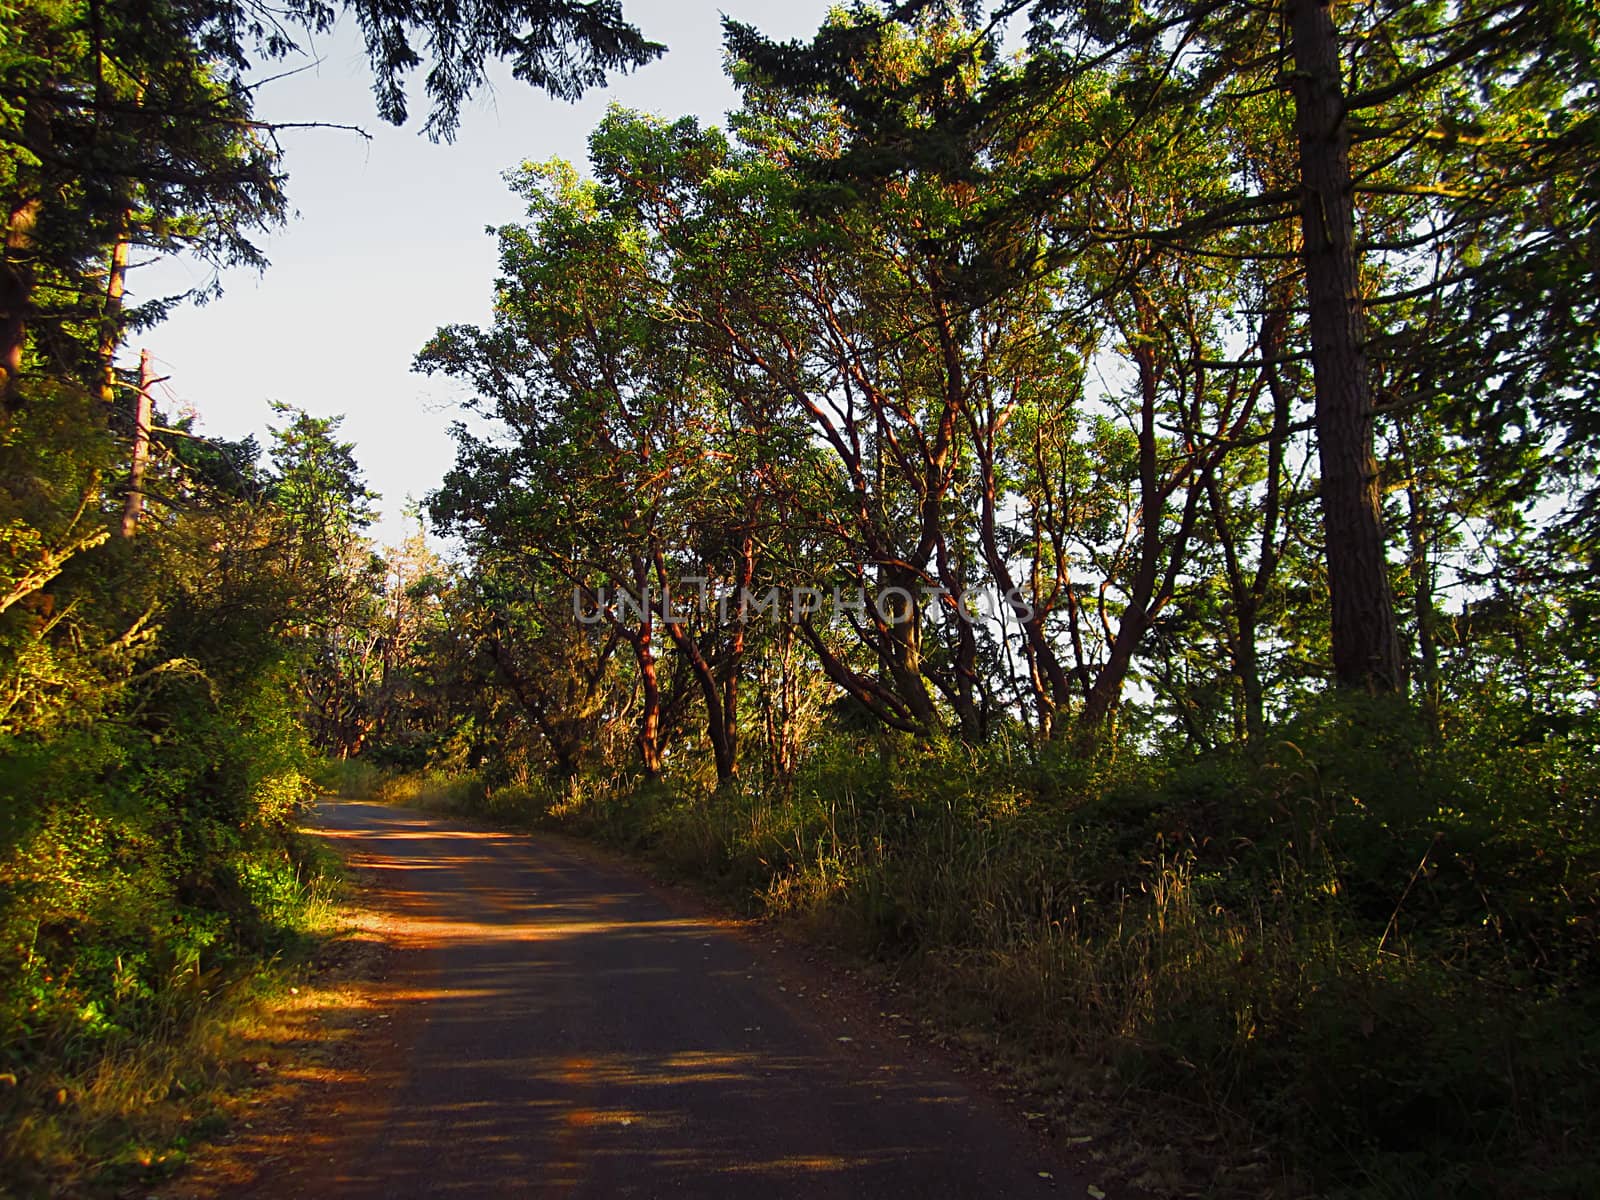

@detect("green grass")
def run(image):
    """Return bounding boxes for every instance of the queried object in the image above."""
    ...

[0,831,347,1199]
[320,762,489,812]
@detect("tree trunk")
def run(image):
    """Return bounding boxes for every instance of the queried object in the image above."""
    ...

[1287,0,1404,692]
[0,198,41,409]
[878,562,939,731]
[98,228,130,406]
[120,349,153,537]
[661,615,736,785]
[635,626,665,781]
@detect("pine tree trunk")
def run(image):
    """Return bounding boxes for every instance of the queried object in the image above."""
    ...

[0,198,40,409]
[1287,0,1404,692]
[98,230,130,406]
[120,349,153,537]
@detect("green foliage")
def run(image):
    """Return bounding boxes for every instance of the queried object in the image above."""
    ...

[0,643,320,1065]
[0,374,369,1189]
[0,822,342,1194]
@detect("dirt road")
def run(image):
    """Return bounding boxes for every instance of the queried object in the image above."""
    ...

[256,799,1084,1197]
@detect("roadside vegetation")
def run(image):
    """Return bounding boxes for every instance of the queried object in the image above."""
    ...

[0,0,654,1192]
[0,375,368,1194]
[5,0,1598,1197]
[0,831,344,1196]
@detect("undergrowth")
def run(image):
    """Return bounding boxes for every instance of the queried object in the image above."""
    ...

[0,829,344,1198]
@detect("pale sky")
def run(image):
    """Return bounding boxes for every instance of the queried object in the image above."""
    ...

[136,3,836,543]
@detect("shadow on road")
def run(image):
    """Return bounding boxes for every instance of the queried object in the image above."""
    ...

[223,801,1069,1199]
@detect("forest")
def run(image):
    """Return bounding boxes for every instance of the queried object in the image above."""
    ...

[2,0,1597,1195]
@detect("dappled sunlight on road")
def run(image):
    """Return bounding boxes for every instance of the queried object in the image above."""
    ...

[219,799,1069,1199]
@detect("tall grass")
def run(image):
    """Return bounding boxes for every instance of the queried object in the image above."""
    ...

[314,759,493,812]
[312,756,388,800]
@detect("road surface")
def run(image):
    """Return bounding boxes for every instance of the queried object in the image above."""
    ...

[279,799,1083,1198]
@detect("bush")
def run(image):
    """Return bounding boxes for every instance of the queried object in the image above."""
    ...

[311,757,386,799]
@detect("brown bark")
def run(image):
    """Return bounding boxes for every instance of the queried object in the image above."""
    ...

[120,348,153,537]
[1,198,41,409]
[98,230,130,406]
[635,629,665,780]
[1287,0,1404,692]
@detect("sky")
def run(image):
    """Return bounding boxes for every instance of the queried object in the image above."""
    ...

[136,2,836,544]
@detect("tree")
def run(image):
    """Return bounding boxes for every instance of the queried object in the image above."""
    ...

[267,403,378,603]
[1,0,288,406]
[0,0,662,407]
[727,0,1600,702]
[1282,0,1403,691]
[421,161,702,780]
[426,20,1285,757]
[716,14,1289,742]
